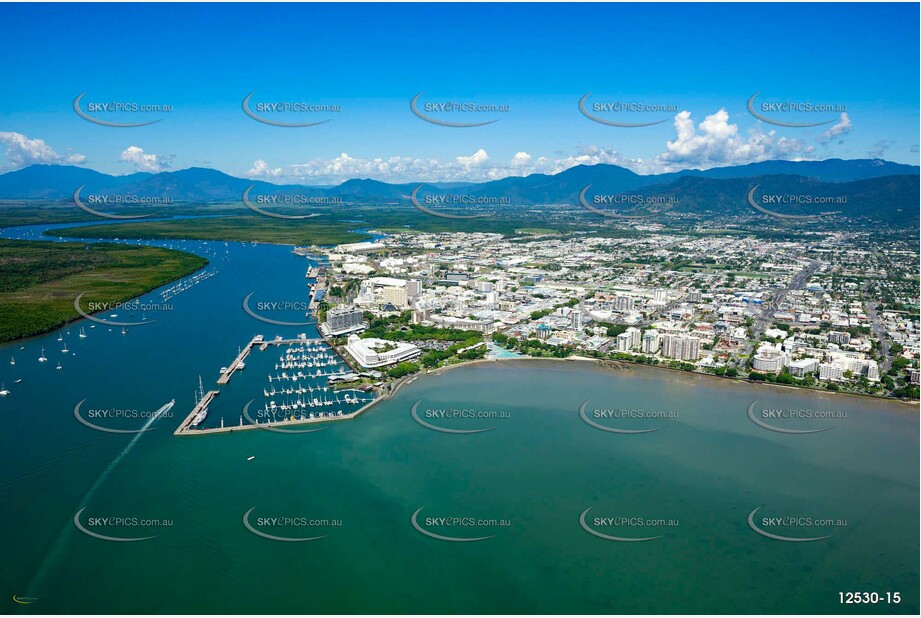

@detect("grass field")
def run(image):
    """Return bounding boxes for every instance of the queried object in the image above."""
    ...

[0,239,207,342]
[41,204,641,244]
[48,215,370,246]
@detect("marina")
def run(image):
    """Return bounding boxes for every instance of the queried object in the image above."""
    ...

[176,334,376,435]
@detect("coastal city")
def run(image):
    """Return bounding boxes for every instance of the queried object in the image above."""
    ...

[310,228,919,400]
[0,3,917,615]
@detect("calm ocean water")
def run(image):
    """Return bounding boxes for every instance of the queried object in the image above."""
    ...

[1,222,917,614]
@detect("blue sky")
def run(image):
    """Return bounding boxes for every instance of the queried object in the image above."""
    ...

[0,2,918,183]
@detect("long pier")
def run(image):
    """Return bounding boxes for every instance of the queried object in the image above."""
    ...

[174,405,367,436]
[174,390,220,435]
[217,337,260,385]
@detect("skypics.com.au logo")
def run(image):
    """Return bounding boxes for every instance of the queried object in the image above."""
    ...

[579,93,678,127]
[747,92,845,127]
[410,92,508,127]
[242,185,337,219]
[242,92,341,127]
[73,93,172,127]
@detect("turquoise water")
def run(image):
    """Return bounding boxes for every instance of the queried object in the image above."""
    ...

[0,223,917,614]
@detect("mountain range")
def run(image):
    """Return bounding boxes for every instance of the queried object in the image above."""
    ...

[0,158,917,223]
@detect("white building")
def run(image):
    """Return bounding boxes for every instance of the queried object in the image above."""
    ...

[819,362,844,382]
[625,327,642,349]
[642,331,661,354]
[662,335,700,361]
[752,346,785,373]
[787,358,819,378]
[345,335,421,368]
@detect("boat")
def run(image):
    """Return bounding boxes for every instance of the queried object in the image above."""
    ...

[38,347,47,362]
[9,355,14,365]
[0,383,9,396]
[13,379,22,384]
[191,376,209,427]
[62,343,69,353]
[191,405,208,426]
[56,361,62,370]
[121,327,127,335]
[247,456,256,461]
[79,327,87,338]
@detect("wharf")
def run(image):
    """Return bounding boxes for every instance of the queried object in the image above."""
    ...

[174,390,220,435]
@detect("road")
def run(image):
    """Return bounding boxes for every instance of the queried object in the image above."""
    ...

[735,258,821,365]
[862,282,892,372]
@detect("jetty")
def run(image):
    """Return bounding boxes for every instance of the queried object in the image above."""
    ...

[218,335,332,384]
[174,389,220,435]
[217,336,262,385]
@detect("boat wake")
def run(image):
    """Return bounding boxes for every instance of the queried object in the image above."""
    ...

[21,399,175,605]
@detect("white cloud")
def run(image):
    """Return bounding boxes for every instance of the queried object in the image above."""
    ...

[456,148,490,169]
[510,152,532,168]
[0,131,85,168]
[246,159,283,178]
[818,112,852,146]
[653,109,812,171]
[240,109,823,184]
[120,146,172,172]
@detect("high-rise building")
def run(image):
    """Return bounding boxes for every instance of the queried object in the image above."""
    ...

[381,287,409,309]
[406,279,422,299]
[752,346,784,372]
[613,296,635,311]
[866,360,880,382]
[662,335,700,361]
[625,327,642,349]
[642,331,661,353]
[324,306,365,335]
[787,358,819,377]
[819,363,844,382]
[616,332,631,352]
[571,311,583,330]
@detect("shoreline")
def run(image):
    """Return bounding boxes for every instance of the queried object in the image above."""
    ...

[422,353,919,407]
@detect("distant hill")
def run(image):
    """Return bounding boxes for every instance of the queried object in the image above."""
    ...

[0,164,152,199]
[615,174,920,222]
[656,158,920,183]
[0,159,916,224]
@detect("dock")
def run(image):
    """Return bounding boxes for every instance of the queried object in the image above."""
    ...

[176,334,360,436]
[217,337,260,385]
[218,335,328,384]
[174,389,220,435]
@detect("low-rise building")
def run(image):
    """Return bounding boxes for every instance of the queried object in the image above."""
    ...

[345,335,421,368]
